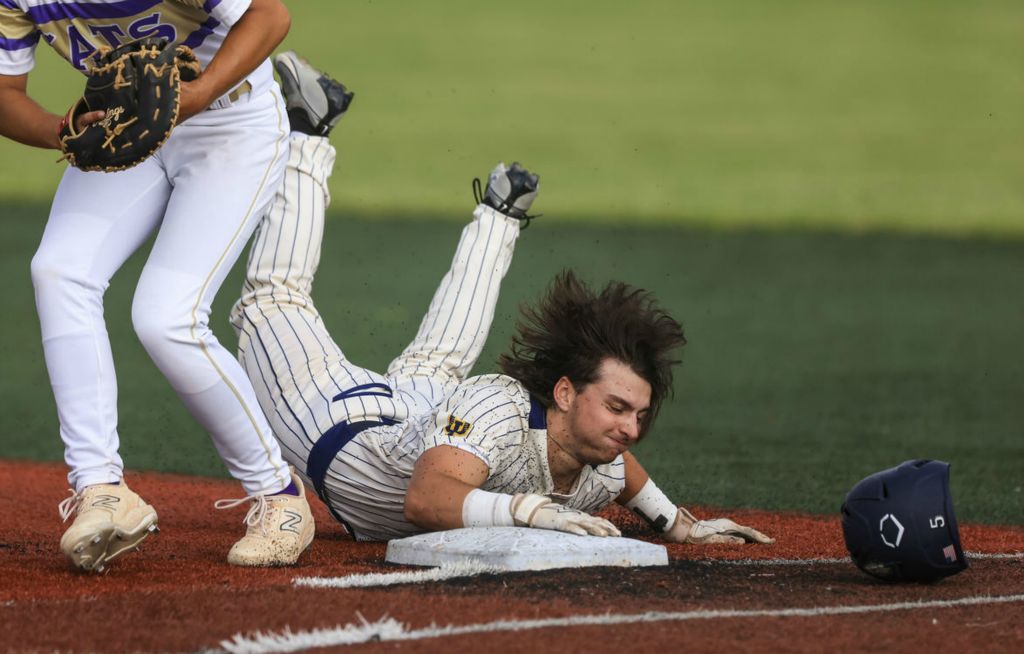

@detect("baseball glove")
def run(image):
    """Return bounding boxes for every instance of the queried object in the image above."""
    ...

[58,37,202,172]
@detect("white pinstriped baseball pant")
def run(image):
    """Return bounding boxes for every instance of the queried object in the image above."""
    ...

[231,134,523,490]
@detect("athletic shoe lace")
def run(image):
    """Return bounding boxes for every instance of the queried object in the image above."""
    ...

[58,489,82,522]
[215,494,270,534]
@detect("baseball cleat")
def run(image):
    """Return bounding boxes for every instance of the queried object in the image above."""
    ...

[273,50,354,137]
[474,162,541,225]
[58,482,158,573]
[215,467,315,567]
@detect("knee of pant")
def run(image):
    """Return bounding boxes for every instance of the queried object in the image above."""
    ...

[30,248,92,295]
[131,296,201,356]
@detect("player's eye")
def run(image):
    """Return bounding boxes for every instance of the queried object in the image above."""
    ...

[607,404,624,414]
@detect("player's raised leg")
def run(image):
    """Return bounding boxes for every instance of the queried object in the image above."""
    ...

[230,54,397,471]
[385,162,540,404]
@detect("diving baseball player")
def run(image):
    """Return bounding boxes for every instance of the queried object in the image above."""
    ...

[235,53,774,546]
[0,1,313,571]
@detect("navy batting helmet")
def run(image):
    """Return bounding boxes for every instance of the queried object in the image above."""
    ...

[841,459,968,583]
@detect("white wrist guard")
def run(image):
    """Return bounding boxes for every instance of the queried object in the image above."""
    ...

[462,488,515,528]
[510,493,552,527]
[624,478,678,533]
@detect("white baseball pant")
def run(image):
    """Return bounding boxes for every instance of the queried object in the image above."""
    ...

[32,87,292,495]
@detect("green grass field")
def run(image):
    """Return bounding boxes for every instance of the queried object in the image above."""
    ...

[1,1,1021,524]
[1,0,1022,234]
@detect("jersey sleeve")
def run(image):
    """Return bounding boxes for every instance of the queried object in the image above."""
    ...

[172,0,252,27]
[0,3,40,75]
[426,385,527,473]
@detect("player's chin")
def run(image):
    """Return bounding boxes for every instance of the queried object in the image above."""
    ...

[592,443,627,463]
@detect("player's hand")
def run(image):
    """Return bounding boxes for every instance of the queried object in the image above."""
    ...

[511,493,621,537]
[664,506,774,544]
[59,106,105,138]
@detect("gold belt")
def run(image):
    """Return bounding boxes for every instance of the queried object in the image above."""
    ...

[227,81,253,103]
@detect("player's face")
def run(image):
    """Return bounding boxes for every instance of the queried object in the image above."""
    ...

[563,358,652,464]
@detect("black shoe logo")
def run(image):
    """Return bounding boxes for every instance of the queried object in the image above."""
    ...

[92,495,121,509]
[280,510,303,534]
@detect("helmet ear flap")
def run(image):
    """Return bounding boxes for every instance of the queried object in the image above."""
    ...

[841,459,968,583]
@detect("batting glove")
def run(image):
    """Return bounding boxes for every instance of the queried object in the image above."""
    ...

[665,506,774,544]
[511,494,621,537]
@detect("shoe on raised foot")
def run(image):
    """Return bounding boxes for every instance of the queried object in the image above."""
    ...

[215,468,314,567]
[474,162,540,223]
[58,482,159,573]
[273,50,354,137]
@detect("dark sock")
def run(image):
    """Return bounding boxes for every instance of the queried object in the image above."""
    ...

[272,480,300,497]
[287,109,321,136]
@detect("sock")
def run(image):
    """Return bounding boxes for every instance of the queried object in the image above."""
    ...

[287,109,321,136]
[272,480,300,496]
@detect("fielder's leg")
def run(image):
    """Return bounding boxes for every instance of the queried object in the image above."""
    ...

[385,163,540,408]
[131,88,315,566]
[32,161,170,571]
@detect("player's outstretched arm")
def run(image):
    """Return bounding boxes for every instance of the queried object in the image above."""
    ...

[0,73,102,149]
[405,445,491,531]
[616,451,774,544]
[178,0,291,121]
[406,445,620,537]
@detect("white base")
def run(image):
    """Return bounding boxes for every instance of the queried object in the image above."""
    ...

[385,527,668,571]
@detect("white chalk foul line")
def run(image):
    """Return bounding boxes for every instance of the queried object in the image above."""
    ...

[221,593,1024,653]
[294,562,501,589]
[967,552,1024,560]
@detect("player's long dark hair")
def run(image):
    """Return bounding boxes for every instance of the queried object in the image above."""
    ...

[498,270,686,435]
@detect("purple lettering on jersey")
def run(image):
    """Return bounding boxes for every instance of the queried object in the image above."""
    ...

[0,0,20,11]
[66,24,96,70]
[180,16,218,49]
[127,12,175,42]
[203,0,222,12]
[88,23,126,49]
[0,31,41,51]
[22,0,163,25]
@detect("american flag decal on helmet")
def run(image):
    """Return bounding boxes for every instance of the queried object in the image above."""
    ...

[942,544,957,562]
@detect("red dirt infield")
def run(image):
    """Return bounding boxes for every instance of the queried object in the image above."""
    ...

[1,459,1021,653]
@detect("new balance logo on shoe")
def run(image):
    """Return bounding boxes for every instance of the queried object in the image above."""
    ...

[92,495,120,509]
[280,510,304,534]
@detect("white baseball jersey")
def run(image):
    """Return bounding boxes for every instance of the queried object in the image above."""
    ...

[0,0,271,100]
[234,135,625,541]
[13,0,292,494]
[329,375,625,541]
